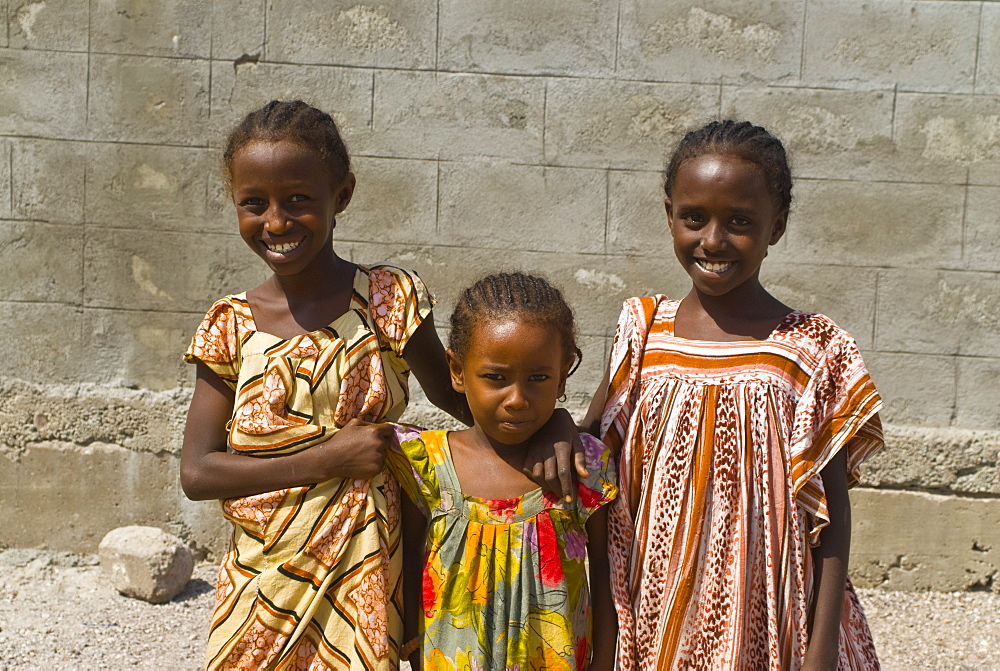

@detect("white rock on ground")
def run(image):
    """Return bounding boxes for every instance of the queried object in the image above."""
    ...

[98,526,194,604]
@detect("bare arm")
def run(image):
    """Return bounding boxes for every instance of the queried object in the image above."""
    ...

[580,368,611,437]
[180,362,393,501]
[802,446,852,670]
[402,314,472,426]
[401,495,427,670]
[586,505,617,670]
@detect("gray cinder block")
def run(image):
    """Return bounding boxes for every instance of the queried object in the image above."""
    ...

[339,157,439,247]
[90,0,211,58]
[865,351,957,427]
[8,0,88,51]
[11,139,88,225]
[87,54,210,145]
[99,526,194,604]
[0,220,83,304]
[545,79,720,171]
[208,61,373,151]
[787,180,964,270]
[437,162,606,254]
[965,187,1000,273]
[894,93,1000,187]
[438,0,617,77]
[0,49,88,138]
[802,0,978,94]
[875,269,1000,358]
[617,0,804,84]
[84,143,218,233]
[721,87,904,182]
[267,0,436,69]
[370,71,545,162]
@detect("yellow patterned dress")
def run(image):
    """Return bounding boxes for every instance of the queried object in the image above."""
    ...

[184,264,433,670]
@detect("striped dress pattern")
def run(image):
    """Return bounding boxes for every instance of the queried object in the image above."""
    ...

[602,296,883,670]
[185,264,433,670]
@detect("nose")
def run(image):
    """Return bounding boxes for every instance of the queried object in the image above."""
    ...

[264,204,293,235]
[700,221,727,253]
[503,383,530,411]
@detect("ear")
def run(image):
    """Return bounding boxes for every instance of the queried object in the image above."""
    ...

[557,367,569,397]
[664,197,675,234]
[333,171,356,215]
[769,208,788,245]
[446,348,466,394]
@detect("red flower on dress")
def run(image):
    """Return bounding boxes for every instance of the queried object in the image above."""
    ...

[535,514,565,587]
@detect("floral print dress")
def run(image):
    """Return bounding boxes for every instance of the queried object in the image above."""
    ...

[387,429,618,671]
[185,264,433,671]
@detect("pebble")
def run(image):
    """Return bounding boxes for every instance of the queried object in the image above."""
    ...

[0,550,996,669]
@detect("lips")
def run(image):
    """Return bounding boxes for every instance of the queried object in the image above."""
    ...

[695,259,735,274]
[263,238,303,255]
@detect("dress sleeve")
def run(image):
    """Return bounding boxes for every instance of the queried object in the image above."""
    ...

[183,298,241,390]
[574,433,619,522]
[385,424,439,517]
[599,296,661,456]
[368,265,436,357]
[790,332,884,545]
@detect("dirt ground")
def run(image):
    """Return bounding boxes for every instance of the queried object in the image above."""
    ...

[0,549,997,670]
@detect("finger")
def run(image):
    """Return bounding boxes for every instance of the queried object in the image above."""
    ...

[573,449,589,479]
[573,437,590,479]
[555,442,574,503]
[522,461,545,485]
[543,455,559,495]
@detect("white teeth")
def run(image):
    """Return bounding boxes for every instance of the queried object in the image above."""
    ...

[266,240,301,254]
[697,260,734,273]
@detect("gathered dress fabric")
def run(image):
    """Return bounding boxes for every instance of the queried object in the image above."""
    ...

[603,296,883,670]
[184,264,433,670]
[387,429,618,670]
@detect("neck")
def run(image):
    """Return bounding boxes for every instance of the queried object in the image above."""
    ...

[464,425,531,461]
[269,249,353,302]
[686,276,782,320]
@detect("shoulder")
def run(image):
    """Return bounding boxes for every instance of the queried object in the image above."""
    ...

[774,311,856,353]
[616,295,676,326]
[186,293,254,367]
[364,263,430,293]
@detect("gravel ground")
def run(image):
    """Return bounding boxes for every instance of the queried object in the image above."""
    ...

[0,549,997,670]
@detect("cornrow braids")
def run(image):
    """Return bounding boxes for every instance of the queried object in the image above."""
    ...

[449,272,582,375]
[222,100,351,189]
[664,120,792,211]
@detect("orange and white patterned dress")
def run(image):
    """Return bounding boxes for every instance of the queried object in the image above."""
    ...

[184,264,434,671]
[603,296,883,670]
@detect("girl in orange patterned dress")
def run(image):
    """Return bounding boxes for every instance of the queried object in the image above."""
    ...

[180,100,476,670]
[582,121,883,670]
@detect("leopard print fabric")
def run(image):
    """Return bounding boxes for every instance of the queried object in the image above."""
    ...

[602,297,882,670]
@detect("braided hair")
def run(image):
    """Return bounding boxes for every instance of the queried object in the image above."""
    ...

[664,120,792,211]
[449,272,581,374]
[222,100,351,188]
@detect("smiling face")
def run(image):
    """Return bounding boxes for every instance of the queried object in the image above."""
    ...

[666,153,787,300]
[449,318,569,449]
[230,140,354,277]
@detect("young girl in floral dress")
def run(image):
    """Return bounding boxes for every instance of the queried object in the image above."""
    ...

[390,272,618,670]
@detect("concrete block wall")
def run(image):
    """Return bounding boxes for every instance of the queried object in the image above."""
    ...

[0,1,997,591]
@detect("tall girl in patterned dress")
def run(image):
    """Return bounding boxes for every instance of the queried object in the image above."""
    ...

[179,100,476,670]
[388,272,619,671]
[583,121,883,669]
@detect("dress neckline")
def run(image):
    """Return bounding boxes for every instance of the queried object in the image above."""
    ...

[241,266,369,342]
[438,431,547,522]
[664,299,803,345]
